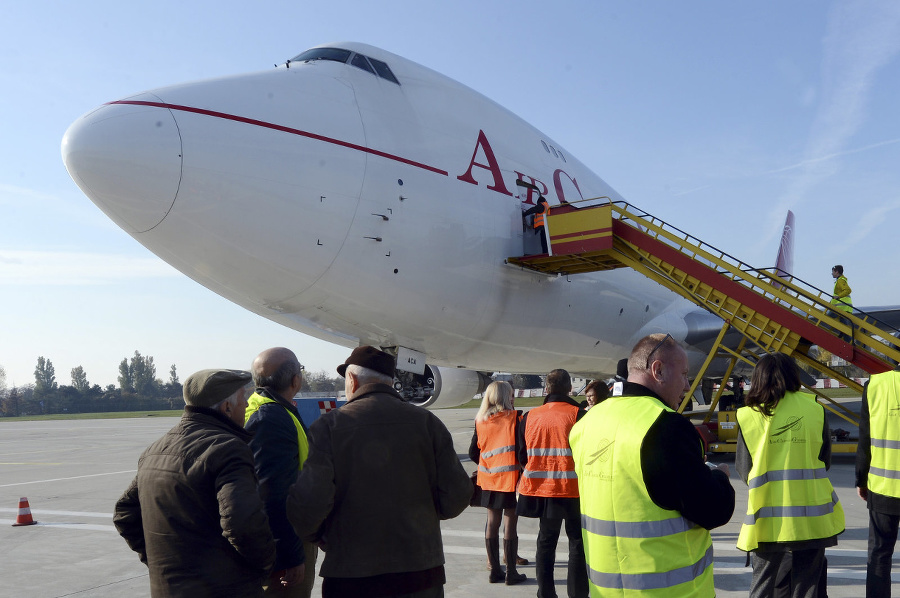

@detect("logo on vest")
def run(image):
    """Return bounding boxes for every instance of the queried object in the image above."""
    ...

[889,401,900,417]
[769,415,806,445]
[585,439,614,480]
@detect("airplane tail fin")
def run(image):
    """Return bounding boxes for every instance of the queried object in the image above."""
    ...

[774,210,795,278]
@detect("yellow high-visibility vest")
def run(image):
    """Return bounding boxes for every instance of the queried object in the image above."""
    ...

[245,392,309,468]
[831,275,853,313]
[866,371,900,498]
[736,391,844,551]
[570,395,714,597]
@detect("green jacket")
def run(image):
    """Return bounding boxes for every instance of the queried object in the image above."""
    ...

[831,275,852,313]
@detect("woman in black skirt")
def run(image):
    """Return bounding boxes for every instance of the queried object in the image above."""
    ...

[468,381,527,585]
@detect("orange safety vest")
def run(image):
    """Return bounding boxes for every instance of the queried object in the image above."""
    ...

[476,410,521,492]
[533,202,549,229]
[518,401,579,498]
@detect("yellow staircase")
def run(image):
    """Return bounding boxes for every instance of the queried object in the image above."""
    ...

[508,199,900,451]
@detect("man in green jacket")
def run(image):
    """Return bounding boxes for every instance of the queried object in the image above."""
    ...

[828,265,853,341]
[114,369,275,597]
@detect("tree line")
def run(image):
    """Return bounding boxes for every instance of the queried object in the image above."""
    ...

[0,351,346,418]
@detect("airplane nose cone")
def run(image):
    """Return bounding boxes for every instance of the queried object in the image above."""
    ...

[62,96,182,233]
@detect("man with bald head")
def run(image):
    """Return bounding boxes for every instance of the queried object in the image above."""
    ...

[246,347,316,598]
[570,333,735,597]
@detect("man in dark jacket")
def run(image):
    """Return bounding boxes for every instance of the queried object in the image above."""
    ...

[114,369,275,598]
[522,194,551,254]
[286,346,473,598]
[516,368,588,598]
[571,333,734,597]
[246,347,314,597]
[856,366,900,598]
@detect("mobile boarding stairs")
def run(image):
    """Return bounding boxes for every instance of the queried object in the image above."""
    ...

[507,198,900,453]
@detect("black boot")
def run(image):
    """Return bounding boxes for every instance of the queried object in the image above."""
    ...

[505,537,527,585]
[487,537,505,583]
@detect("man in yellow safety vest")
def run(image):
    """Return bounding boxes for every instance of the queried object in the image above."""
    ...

[828,265,853,341]
[571,333,735,597]
[246,347,315,598]
[856,366,900,598]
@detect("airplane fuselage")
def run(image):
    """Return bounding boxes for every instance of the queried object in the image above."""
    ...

[63,42,706,387]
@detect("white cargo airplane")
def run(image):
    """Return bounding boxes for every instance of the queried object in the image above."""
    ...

[60,42,770,407]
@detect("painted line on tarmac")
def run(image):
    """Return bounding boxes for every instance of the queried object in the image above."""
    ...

[714,542,898,560]
[0,507,111,518]
[0,519,116,531]
[442,529,538,541]
[0,469,135,487]
[713,565,898,583]
[443,544,569,559]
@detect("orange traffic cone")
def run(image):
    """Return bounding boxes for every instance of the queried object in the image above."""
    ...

[12,497,37,527]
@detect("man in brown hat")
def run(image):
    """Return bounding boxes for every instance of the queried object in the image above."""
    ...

[114,369,276,597]
[287,346,473,598]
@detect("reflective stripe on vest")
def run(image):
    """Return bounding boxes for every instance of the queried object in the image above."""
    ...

[475,410,520,492]
[867,371,900,498]
[588,545,714,592]
[743,491,841,525]
[570,395,714,598]
[527,447,573,457]
[533,202,548,229]
[245,392,309,468]
[748,467,828,489]
[736,392,844,551]
[519,401,579,498]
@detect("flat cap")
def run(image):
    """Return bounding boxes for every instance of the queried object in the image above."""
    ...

[337,346,396,379]
[183,369,252,408]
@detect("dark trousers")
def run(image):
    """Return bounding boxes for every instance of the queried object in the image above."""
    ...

[323,582,442,598]
[825,309,852,341]
[536,226,548,254]
[868,509,900,598]
[750,549,826,598]
[535,509,588,598]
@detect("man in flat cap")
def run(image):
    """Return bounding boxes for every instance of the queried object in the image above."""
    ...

[245,347,316,598]
[114,369,276,597]
[287,346,472,598]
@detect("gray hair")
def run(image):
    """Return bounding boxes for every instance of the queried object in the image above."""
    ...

[253,359,301,391]
[211,384,250,411]
[345,363,393,386]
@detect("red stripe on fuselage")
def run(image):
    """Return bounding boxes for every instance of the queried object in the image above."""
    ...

[109,100,450,177]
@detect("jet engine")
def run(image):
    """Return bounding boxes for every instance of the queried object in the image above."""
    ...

[393,365,491,409]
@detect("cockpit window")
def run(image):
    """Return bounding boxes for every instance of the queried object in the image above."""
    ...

[368,58,400,85]
[351,53,376,75]
[291,47,400,85]
[291,48,352,64]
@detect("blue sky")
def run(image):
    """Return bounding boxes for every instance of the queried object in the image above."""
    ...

[2,1,899,389]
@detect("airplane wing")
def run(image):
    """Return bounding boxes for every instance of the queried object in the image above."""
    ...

[857,306,900,334]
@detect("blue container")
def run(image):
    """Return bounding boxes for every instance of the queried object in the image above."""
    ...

[293,396,346,428]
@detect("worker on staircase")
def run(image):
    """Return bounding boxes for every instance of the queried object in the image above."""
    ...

[828,265,853,342]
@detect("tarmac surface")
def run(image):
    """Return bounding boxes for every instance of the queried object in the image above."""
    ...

[0,407,896,598]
